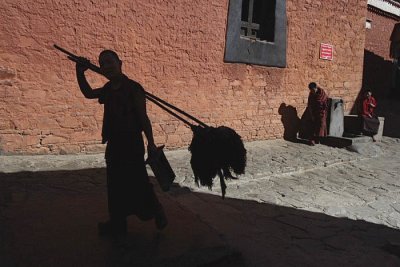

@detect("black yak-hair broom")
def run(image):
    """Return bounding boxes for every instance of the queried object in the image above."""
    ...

[144,92,247,198]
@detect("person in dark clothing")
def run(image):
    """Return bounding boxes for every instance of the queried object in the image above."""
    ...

[360,90,380,141]
[75,50,167,236]
[307,82,329,146]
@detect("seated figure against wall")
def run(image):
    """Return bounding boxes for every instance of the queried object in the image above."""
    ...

[360,90,380,142]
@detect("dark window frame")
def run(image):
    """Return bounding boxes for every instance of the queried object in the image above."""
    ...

[224,0,287,67]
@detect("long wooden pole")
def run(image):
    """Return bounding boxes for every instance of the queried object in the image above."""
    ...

[54,44,208,128]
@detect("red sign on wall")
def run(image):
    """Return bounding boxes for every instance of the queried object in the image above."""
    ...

[319,43,333,60]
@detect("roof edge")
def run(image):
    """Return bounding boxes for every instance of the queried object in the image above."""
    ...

[368,0,400,17]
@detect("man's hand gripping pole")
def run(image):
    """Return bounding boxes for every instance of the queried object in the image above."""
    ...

[53,44,102,75]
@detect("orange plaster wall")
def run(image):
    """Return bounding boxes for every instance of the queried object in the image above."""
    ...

[0,0,367,154]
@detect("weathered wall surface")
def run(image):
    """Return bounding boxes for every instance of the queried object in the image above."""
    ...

[0,0,367,154]
[363,8,398,100]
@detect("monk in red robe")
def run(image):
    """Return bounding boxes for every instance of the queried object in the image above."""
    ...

[360,90,379,141]
[307,82,328,146]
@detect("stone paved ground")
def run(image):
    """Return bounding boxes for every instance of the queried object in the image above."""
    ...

[185,139,400,228]
[1,137,400,266]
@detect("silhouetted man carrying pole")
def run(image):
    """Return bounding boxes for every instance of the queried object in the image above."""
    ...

[75,50,167,236]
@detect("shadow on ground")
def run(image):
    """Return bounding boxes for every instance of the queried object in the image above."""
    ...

[1,169,400,266]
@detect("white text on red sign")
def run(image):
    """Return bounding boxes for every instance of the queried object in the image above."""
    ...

[320,43,333,60]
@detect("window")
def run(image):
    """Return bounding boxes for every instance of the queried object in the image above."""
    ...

[365,19,372,29]
[241,0,276,42]
[225,0,287,67]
